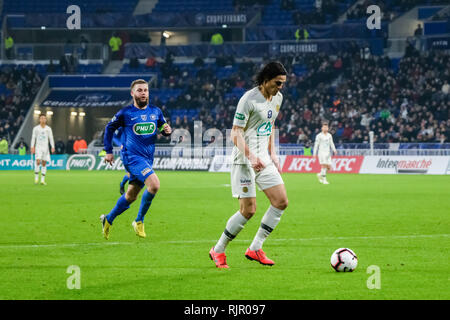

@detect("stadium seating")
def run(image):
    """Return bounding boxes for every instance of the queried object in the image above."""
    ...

[260,0,356,26]
[152,0,235,13]
[3,0,139,14]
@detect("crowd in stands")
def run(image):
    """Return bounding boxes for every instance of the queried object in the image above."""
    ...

[293,0,347,25]
[431,10,450,21]
[346,0,448,21]
[346,0,394,21]
[0,65,43,144]
[0,45,448,150]
[233,0,271,11]
[235,0,354,25]
[153,44,448,146]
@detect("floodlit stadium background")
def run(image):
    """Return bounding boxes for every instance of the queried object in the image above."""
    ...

[0,0,449,301]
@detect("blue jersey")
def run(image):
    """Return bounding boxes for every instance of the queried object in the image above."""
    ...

[112,127,123,147]
[104,104,167,160]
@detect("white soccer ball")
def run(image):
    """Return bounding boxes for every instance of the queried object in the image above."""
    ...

[330,248,358,272]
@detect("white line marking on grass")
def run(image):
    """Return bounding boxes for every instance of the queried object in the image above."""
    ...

[0,242,135,249]
[164,233,450,244]
[1,234,448,249]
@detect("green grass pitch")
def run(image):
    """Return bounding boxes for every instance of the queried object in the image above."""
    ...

[0,170,449,300]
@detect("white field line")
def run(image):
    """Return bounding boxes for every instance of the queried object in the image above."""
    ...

[0,234,448,249]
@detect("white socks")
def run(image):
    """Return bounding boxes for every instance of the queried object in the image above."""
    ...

[214,211,248,253]
[215,206,285,253]
[249,205,284,251]
[41,166,47,182]
[320,167,327,178]
[34,162,47,183]
[34,161,40,182]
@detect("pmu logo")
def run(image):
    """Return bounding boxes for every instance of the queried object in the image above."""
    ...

[66,154,96,170]
[133,122,156,135]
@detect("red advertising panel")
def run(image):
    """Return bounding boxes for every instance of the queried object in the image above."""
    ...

[282,156,364,173]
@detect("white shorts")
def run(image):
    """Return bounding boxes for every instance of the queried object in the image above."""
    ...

[318,152,332,165]
[231,163,284,198]
[35,148,50,162]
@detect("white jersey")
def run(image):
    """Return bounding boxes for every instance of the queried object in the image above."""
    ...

[231,87,283,165]
[31,125,55,152]
[313,132,336,156]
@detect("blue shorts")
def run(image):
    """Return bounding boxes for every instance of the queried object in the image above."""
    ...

[121,153,154,188]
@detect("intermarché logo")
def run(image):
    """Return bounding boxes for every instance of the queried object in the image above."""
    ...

[66,154,96,170]
[133,122,156,135]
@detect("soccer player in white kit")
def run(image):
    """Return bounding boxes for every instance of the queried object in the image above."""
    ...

[313,122,337,185]
[31,114,55,185]
[209,62,289,268]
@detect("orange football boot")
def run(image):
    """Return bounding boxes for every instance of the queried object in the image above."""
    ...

[209,247,229,269]
[245,248,275,266]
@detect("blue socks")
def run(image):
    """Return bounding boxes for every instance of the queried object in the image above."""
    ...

[135,189,155,223]
[106,189,156,225]
[120,175,130,188]
[106,194,130,225]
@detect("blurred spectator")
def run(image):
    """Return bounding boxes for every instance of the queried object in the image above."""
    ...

[210,32,224,45]
[59,55,69,74]
[109,32,122,60]
[66,135,75,154]
[0,65,42,142]
[14,137,28,155]
[414,24,423,37]
[47,60,56,73]
[303,141,312,155]
[146,56,157,68]
[64,39,74,56]
[315,0,322,11]
[193,56,205,68]
[73,136,88,154]
[295,27,309,41]
[281,0,295,10]
[4,33,14,60]
[55,138,65,154]
[0,137,8,154]
[442,80,449,95]
[80,35,89,59]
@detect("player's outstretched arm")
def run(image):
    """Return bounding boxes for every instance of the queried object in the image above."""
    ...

[104,111,124,164]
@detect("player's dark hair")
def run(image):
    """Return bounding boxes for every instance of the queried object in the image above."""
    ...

[322,120,329,126]
[130,79,148,91]
[256,61,287,86]
[39,113,46,118]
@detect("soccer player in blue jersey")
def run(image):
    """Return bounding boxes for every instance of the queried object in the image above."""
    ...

[100,79,172,239]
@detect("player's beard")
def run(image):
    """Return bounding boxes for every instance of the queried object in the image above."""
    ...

[134,96,148,109]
